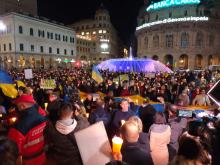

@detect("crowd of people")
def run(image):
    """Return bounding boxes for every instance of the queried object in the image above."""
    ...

[0,68,220,165]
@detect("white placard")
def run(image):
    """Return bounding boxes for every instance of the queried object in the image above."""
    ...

[24,69,33,79]
[74,122,112,165]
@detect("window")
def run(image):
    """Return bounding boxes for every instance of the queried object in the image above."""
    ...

[20,44,24,51]
[71,50,74,55]
[144,36,148,48]
[47,32,50,39]
[51,33,53,39]
[64,49,67,55]
[195,31,203,47]
[0,45,1,52]
[181,32,189,48]
[31,45,34,52]
[184,10,188,16]
[57,48,60,54]
[18,26,23,34]
[169,12,172,18]
[156,15,159,20]
[153,35,159,48]
[30,28,34,36]
[9,43,12,51]
[209,35,214,47]
[40,46,44,53]
[99,16,102,20]
[49,47,52,53]
[166,34,173,48]
[3,44,6,51]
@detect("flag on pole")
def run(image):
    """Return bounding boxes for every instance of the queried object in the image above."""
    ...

[92,66,103,83]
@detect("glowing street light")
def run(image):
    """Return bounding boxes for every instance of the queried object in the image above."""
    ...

[0,21,6,31]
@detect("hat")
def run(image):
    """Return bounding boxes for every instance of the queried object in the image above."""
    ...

[13,94,35,104]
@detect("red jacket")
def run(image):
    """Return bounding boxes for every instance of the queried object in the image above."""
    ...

[8,105,47,165]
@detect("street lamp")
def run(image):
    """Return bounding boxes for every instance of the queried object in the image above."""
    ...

[0,21,6,31]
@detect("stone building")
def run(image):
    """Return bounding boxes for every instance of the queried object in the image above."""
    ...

[69,6,122,63]
[136,0,220,69]
[0,12,76,69]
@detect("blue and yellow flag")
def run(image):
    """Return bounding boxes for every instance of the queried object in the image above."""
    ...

[0,70,17,98]
[92,66,103,83]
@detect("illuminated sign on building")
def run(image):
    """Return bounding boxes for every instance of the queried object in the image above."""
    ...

[146,0,201,11]
[136,16,209,30]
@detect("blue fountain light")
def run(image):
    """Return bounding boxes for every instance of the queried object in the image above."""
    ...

[97,58,173,73]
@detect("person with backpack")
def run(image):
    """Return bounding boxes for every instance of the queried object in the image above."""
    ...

[88,99,111,128]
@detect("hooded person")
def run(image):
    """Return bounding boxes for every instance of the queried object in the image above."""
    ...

[45,103,88,165]
[8,94,48,165]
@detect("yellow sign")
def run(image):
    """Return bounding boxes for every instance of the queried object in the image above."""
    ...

[40,79,56,89]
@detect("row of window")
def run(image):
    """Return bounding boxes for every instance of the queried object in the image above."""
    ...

[75,23,110,31]
[18,26,75,43]
[0,43,12,52]
[77,47,90,53]
[19,43,74,55]
[141,32,215,49]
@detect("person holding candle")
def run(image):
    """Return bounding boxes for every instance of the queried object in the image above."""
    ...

[8,94,48,165]
[109,99,135,137]
[120,120,153,165]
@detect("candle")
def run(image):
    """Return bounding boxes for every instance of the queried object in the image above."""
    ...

[135,99,138,104]
[9,117,17,124]
[0,114,2,118]
[81,99,84,102]
[121,120,125,126]
[86,113,89,118]
[44,103,48,110]
[112,136,123,153]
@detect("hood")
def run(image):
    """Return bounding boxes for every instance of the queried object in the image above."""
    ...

[55,119,77,135]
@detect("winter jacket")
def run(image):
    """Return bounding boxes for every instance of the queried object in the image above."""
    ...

[45,116,88,165]
[8,105,47,165]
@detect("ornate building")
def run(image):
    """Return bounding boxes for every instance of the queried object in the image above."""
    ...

[0,12,76,69]
[136,0,220,69]
[69,6,122,63]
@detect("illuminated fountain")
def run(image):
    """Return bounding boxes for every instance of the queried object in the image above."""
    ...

[97,47,173,73]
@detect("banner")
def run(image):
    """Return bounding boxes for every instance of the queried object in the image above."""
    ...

[40,79,56,89]
[24,69,33,79]
[92,66,103,83]
[120,74,129,82]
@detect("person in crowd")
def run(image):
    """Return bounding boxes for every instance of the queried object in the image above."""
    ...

[83,94,94,114]
[121,120,153,165]
[170,132,211,165]
[167,104,188,159]
[88,99,111,127]
[8,94,47,165]
[47,92,63,123]
[110,99,135,137]
[17,86,27,96]
[45,103,88,165]
[0,137,22,165]
[192,88,211,106]
[149,112,171,165]
[178,89,190,106]
[139,98,156,133]
[125,116,150,153]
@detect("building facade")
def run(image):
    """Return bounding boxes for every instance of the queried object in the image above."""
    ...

[136,0,220,69]
[0,12,76,69]
[69,7,122,63]
[0,0,38,16]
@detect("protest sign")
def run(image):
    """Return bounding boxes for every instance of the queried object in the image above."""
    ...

[40,79,56,89]
[74,122,112,165]
[24,69,33,79]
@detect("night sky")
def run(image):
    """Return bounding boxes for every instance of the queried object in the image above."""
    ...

[38,0,144,45]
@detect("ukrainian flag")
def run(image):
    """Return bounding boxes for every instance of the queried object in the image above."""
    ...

[92,66,103,83]
[0,70,18,98]
[15,80,26,88]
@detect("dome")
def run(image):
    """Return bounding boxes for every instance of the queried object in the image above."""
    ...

[97,58,173,73]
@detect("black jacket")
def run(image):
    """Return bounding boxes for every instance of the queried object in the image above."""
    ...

[45,116,88,165]
[121,142,153,165]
